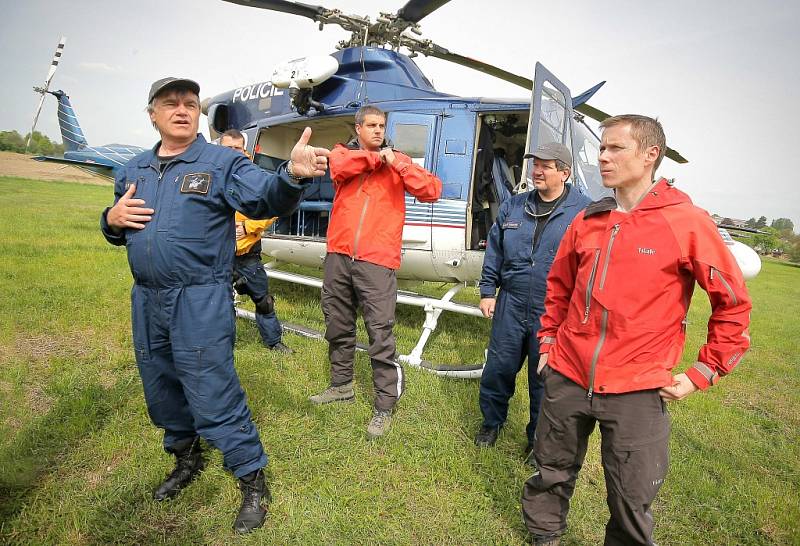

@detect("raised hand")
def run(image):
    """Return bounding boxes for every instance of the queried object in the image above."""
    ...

[289,127,330,178]
[107,184,154,232]
[379,147,396,166]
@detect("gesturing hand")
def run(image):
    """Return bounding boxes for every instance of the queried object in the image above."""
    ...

[289,127,330,178]
[107,184,154,233]
[379,147,396,166]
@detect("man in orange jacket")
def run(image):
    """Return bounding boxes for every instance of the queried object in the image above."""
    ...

[309,105,442,439]
[522,115,752,545]
[221,129,291,353]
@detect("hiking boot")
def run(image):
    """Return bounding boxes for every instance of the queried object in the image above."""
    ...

[268,342,293,354]
[532,536,560,546]
[233,469,270,534]
[474,425,500,447]
[309,382,355,405]
[153,437,204,501]
[366,409,393,439]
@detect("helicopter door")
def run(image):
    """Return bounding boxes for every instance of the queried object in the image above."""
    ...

[385,112,437,252]
[521,62,575,192]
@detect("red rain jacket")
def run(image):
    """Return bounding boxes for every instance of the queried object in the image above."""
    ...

[327,142,442,270]
[538,178,751,394]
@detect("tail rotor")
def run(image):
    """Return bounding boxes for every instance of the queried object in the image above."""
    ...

[26,36,66,152]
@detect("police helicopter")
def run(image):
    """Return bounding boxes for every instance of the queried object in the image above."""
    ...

[203,0,702,377]
[29,0,760,376]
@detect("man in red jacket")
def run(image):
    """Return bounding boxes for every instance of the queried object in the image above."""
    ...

[521,115,752,545]
[309,105,442,439]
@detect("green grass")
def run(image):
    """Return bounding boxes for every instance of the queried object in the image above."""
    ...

[0,176,798,545]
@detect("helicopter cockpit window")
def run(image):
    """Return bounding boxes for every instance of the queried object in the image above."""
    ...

[572,119,610,200]
[255,117,356,239]
[392,124,428,165]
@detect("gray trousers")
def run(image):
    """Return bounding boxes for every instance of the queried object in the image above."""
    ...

[522,367,670,545]
[321,253,403,411]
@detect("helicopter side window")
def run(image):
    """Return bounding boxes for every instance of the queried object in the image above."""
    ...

[256,118,356,238]
[392,124,429,166]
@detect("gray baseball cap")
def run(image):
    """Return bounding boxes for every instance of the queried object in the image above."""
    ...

[523,142,573,168]
[148,77,200,104]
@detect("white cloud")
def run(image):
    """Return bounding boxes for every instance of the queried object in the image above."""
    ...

[78,62,123,74]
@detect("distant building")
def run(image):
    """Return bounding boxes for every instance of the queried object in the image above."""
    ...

[712,214,747,228]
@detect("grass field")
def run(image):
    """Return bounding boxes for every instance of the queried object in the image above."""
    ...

[0,176,798,545]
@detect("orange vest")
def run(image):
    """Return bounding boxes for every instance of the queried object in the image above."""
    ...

[235,211,276,256]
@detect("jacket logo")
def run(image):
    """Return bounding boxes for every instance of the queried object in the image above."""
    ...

[638,247,656,255]
[180,172,211,194]
[502,221,520,230]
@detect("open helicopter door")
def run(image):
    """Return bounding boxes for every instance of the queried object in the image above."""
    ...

[521,63,576,192]
[385,112,437,261]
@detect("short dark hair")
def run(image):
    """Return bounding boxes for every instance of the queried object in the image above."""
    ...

[222,128,244,141]
[355,105,385,125]
[600,114,667,174]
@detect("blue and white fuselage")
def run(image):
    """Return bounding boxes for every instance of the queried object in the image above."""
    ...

[33,90,145,179]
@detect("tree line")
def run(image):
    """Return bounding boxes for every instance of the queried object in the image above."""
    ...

[0,130,64,156]
[728,216,800,263]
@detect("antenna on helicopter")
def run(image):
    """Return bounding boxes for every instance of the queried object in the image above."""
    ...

[27,36,66,152]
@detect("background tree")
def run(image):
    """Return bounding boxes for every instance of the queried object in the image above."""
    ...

[0,130,63,155]
[771,218,795,234]
[0,130,26,153]
[745,217,758,228]
[756,216,768,228]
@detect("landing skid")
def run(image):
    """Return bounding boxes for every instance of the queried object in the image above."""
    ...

[234,266,486,379]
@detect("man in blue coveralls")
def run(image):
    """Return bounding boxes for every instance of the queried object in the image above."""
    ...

[475,142,590,460]
[100,77,329,533]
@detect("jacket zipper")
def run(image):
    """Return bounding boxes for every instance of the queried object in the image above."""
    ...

[710,267,738,305]
[582,250,601,323]
[587,223,620,398]
[351,173,369,261]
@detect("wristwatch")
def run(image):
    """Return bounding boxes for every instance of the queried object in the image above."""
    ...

[286,160,305,182]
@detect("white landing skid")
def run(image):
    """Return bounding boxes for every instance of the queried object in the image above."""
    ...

[234,266,486,379]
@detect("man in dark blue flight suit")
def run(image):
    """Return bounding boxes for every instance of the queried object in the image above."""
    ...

[475,142,591,460]
[100,77,329,533]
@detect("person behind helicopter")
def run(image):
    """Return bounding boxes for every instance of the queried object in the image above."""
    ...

[308,104,442,440]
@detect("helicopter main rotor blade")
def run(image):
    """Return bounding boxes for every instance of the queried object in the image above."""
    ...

[424,48,533,89]
[425,46,688,164]
[397,0,451,23]
[221,0,326,21]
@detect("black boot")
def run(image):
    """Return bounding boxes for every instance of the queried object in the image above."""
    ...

[233,469,270,534]
[153,437,204,501]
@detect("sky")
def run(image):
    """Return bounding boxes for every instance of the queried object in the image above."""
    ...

[1,0,798,229]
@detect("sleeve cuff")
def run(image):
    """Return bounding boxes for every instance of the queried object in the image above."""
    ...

[539,336,556,354]
[685,362,719,391]
[100,208,126,246]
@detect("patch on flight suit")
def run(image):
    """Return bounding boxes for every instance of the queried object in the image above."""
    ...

[502,221,521,229]
[180,172,212,194]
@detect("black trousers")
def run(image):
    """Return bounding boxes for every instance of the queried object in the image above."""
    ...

[321,253,403,411]
[522,367,670,545]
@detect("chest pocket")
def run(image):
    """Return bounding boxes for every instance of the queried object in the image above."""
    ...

[168,172,214,241]
[501,216,534,264]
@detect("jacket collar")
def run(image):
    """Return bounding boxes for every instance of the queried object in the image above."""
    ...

[137,134,207,168]
[345,136,394,150]
[583,178,689,218]
[524,184,583,218]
